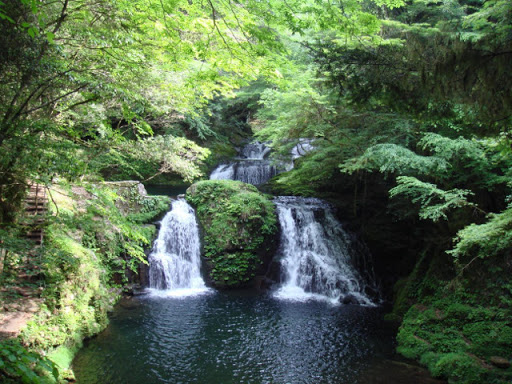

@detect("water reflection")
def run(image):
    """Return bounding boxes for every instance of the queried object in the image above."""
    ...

[73,292,440,384]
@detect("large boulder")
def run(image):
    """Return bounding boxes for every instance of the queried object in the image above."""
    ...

[186,180,278,288]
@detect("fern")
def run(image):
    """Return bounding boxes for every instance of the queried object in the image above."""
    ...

[389,176,475,221]
[340,143,448,176]
[448,204,512,261]
[419,133,512,189]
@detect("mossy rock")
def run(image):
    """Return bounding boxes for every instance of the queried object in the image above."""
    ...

[186,180,278,288]
[392,242,512,384]
[396,291,512,383]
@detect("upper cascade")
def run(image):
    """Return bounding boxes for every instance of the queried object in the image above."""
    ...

[210,140,316,185]
[239,141,272,160]
[210,141,277,186]
[148,199,208,296]
[273,196,377,305]
[291,139,314,160]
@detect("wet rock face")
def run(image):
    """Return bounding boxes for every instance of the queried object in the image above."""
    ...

[239,141,272,160]
[341,294,361,305]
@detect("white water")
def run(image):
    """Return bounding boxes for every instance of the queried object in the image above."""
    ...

[240,141,272,160]
[273,197,375,305]
[210,141,277,186]
[291,139,314,160]
[210,164,235,180]
[282,139,316,171]
[148,199,209,297]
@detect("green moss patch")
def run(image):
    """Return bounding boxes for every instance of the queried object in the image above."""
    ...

[186,180,278,288]
[395,251,512,384]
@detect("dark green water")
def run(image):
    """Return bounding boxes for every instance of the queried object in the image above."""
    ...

[145,184,189,197]
[72,291,441,384]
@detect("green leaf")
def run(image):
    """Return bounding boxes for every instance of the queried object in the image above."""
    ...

[27,27,37,38]
[46,31,55,44]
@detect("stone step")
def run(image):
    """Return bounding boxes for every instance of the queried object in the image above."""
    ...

[25,200,48,205]
[25,207,47,213]
[23,183,48,245]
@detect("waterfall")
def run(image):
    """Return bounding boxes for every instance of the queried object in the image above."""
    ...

[291,139,314,160]
[273,196,376,305]
[210,141,278,186]
[148,199,209,297]
[240,141,272,159]
[208,140,377,305]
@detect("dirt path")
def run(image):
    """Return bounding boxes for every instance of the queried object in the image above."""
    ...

[0,286,43,339]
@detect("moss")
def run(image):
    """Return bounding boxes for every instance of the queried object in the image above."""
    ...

[392,238,512,383]
[0,180,169,381]
[206,141,238,167]
[21,228,115,348]
[47,345,79,381]
[186,180,278,288]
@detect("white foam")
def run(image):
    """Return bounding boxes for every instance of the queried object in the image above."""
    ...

[148,199,207,292]
[273,285,340,305]
[147,286,212,299]
[272,197,377,306]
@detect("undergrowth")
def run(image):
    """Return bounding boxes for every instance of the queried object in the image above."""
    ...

[0,180,169,382]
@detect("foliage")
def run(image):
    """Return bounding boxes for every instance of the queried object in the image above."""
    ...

[449,206,512,264]
[186,180,277,287]
[90,135,211,183]
[389,176,475,222]
[0,180,168,380]
[256,67,336,143]
[397,294,512,383]
[392,207,512,383]
[0,339,58,384]
[340,143,449,177]
[48,182,167,276]
[0,0,412,225]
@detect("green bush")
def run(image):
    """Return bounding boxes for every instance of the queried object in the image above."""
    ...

[0,339,58,384]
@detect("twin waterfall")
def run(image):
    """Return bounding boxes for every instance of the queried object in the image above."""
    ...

[148,141,376,305]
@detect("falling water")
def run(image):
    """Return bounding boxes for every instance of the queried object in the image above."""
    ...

[273,196,376,305]
[148,199,209,297]
[210,141,278,186]
[240,141,272,159]
[291,138,314,159]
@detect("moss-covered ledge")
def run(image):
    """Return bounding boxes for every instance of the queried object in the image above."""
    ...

[186,180,278,288]
[0,180,170,383]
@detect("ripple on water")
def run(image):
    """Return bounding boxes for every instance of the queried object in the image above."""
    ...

[73,292,437,384]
